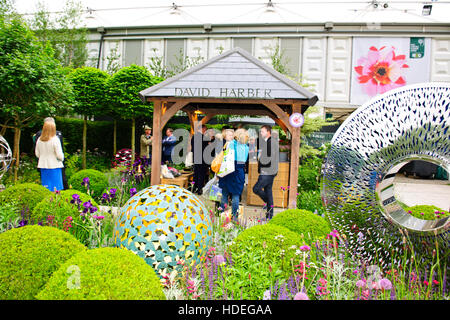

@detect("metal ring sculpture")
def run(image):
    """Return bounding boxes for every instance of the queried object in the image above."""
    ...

[322,83,449,269]
[0,135,12,181]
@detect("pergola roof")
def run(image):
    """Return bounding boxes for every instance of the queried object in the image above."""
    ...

[139,47,318,107]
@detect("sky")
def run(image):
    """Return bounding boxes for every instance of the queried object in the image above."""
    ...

[13,0,450,28]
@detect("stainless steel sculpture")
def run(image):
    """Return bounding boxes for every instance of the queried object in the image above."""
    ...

[322,83,449,268]
[0,135,12,181]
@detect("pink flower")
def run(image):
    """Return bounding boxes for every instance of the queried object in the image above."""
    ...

[299,245,311,252]
[318,278,327,286]
[293,292,309,300]
[356,279,366,288]
[379,278,393,290]
[354,46,409,96]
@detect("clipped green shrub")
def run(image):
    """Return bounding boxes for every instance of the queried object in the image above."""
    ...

[68,169,108,200]
[405,205,450,221]
[0,183,52,216]
[36,247,166,300]
[32,189,98,224]
[229,224,303,275]
[0,225,86,300]
[269,209,331,243]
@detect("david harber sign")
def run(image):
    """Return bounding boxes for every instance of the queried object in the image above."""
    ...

[174,87,273,99]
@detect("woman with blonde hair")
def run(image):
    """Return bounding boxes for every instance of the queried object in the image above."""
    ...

[218,128,249,221]
[35,120,64,191]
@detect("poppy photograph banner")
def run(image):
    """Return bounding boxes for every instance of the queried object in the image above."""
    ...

[350,37,431,105]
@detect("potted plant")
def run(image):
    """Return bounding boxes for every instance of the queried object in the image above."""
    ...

[279,139,290,162]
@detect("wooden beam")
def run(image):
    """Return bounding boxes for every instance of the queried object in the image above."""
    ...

[269,115,289,134]
[262,101,293,133]
[151,100,163,185]
[149,97,307,106]
[161,100,189,128]
[288,103,302,209]
[183,107,274,117]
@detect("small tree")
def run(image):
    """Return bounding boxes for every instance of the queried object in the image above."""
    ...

[107,65,162,162]
[68,67,109,169]
[29,0,88,68]
[0,17,73,181]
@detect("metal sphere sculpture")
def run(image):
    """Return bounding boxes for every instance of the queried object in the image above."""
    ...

[322,83,450,269]
[114,184,212,278]
[0,135,12,181]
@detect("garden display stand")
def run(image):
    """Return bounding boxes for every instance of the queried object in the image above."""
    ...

[139,48,318,209]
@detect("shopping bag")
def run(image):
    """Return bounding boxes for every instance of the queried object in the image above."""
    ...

[211,142,227,173]
[202,175,218,195]
[217,143,235,178]
[209,184,222,202]
[185,151,193,167]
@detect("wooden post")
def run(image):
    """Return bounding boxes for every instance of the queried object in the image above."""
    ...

[288,103,302,209]
[151,100,163,185]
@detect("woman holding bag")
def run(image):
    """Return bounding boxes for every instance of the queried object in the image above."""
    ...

[218,128,249,221]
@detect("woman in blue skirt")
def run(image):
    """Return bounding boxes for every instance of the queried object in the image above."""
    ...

[35,120,64,192]
[219,128,249,221]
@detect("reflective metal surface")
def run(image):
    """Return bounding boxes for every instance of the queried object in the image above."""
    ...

[0,135,12,181]
[322,83,450,268]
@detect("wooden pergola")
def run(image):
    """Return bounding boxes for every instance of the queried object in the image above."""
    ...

[139,48,318,209]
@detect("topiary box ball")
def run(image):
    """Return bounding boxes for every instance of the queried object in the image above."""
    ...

[113,184,212,278]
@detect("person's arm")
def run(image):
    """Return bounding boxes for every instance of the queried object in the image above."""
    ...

[54,137,64,162]
[35,140,40,159]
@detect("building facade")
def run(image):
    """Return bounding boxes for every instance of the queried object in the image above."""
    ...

[86,22,450,120]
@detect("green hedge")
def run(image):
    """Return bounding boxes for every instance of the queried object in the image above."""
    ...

[269,209,331,243]
[0,183,52,216]
[0,225,86,300]
[68,169,108,200]
[32,189,98,224]
[405,205,450,221]
[36,247,166,300]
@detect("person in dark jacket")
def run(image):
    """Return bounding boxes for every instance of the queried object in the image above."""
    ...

[252,125,279,220]
[191,124,209,194]
[33,117,68,190]
[162,128,177,164]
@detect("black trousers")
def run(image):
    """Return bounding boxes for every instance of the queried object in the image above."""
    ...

[193,163,208,194]
[252,174,276,219]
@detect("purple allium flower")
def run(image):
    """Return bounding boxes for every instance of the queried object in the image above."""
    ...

[356,279,366,288]
[293,292,309,300]
[130,188,137,197]
[379,278,393,290]
[213,255,226,266]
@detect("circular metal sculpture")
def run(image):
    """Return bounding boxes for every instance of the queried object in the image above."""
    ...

[0,135,12,181]
[113,184,212,278]
[322,83,449,269]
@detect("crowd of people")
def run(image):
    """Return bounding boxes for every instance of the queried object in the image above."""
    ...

[33,118,279,221]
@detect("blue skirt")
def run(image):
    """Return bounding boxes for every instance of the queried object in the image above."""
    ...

[219,162,245,196]
[41,168,63,192]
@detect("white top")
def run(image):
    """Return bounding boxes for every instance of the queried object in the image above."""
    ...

[35,136,64,169]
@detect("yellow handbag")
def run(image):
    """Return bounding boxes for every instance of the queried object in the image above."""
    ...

[211,142,227,173]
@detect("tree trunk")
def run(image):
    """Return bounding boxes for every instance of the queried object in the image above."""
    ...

[131,117,135,163]
[113,119,117,156]
[13,127,21,182]
[82,115,87,169]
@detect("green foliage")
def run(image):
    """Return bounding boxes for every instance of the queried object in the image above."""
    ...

[0,225,86,300]
[298,144,330,193]
[36,247,166,300]
[29,0,88,68]
[0,17,73,128]
[297,190,325,215]
[269,209,331,243]
[68,169,108,200]
[0,183,52,215]
[229,224,303,275]
[0,200,20,232]
[107,64,162,119]
[68,67,109,117]
[405,205,449,221]
[147,48,204,78]
[32,189,98,224]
